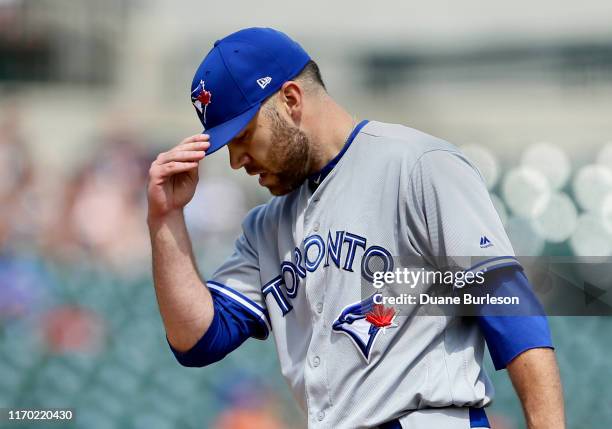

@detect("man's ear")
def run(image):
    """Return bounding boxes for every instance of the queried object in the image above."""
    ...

[278,81,303,124]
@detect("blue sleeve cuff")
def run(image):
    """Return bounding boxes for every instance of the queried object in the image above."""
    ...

[475,266,554,370]
[168,283,269,367]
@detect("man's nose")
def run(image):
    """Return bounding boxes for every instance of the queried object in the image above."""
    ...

[228,144,251,170]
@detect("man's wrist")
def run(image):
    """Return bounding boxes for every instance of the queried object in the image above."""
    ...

[147,209,185,231]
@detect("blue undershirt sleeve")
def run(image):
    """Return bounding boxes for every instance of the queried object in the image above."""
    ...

[475,266,554,370]
[168,284,269,367]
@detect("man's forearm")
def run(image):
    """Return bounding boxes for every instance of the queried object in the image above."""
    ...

[507,347,565,429]
[148,210,214,352]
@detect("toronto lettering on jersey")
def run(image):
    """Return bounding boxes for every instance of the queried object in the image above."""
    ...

[261,230,393,315]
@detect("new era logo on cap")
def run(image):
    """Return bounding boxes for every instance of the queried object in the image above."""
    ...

[256,76,272,89]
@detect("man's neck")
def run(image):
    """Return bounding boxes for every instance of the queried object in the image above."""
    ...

[307,97,356,174]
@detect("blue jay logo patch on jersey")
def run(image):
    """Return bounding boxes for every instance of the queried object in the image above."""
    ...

[332,294,397,362]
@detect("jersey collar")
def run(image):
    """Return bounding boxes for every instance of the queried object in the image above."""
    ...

[308,119,369,191]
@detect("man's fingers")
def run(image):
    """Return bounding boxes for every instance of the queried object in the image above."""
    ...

[172,141,210,153]
[149,135,209,178]
[152,161,199,179]
[156,150,206,165]
[179,134,210,146]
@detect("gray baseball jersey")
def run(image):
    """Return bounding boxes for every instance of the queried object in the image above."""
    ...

[208,120,519,428]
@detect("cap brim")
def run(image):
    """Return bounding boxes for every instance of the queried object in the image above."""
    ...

[203,103,261,155]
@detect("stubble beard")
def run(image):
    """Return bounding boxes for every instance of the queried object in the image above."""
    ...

[264,108,314,196]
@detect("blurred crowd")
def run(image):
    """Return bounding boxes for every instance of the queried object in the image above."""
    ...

[0,102,157,372]
[0,103,150,275]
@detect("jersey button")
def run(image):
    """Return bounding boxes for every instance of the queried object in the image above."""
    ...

[313,222,320,232]
[316,302,323,314]
[313,356,321,367]
[317,411,325,421]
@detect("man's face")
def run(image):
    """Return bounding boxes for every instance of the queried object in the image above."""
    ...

[227,104,312,196]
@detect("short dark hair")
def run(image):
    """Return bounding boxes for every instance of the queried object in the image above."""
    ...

[294,60,326,91]
[261,59,326,112]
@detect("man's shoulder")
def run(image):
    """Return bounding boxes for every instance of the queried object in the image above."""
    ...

[241,194,296,236]
[358,120,460,161]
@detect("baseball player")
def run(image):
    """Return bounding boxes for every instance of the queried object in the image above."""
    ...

[147,28,565,429]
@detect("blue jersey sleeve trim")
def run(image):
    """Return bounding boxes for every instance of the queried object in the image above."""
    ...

[207,280,271,332]
[168,284,270,367]
[466,256,520,274]
[475,266,554,370]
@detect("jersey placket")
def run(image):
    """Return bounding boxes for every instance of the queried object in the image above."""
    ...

[302,187,333,427]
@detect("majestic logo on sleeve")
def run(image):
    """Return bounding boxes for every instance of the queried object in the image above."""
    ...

[332,294,397,362]
[480,236,493,248]
[191,80,212,126]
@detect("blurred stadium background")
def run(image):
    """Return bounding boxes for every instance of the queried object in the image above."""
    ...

[1,0,612,428]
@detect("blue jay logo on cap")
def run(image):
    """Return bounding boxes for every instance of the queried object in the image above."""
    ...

[191,80,212,126]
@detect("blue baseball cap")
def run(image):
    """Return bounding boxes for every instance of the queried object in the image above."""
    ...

[190,27,311,155]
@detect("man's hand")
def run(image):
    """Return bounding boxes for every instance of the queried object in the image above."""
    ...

[147,134,214,353]
[507,347,566,429]
[147,134,209,221]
